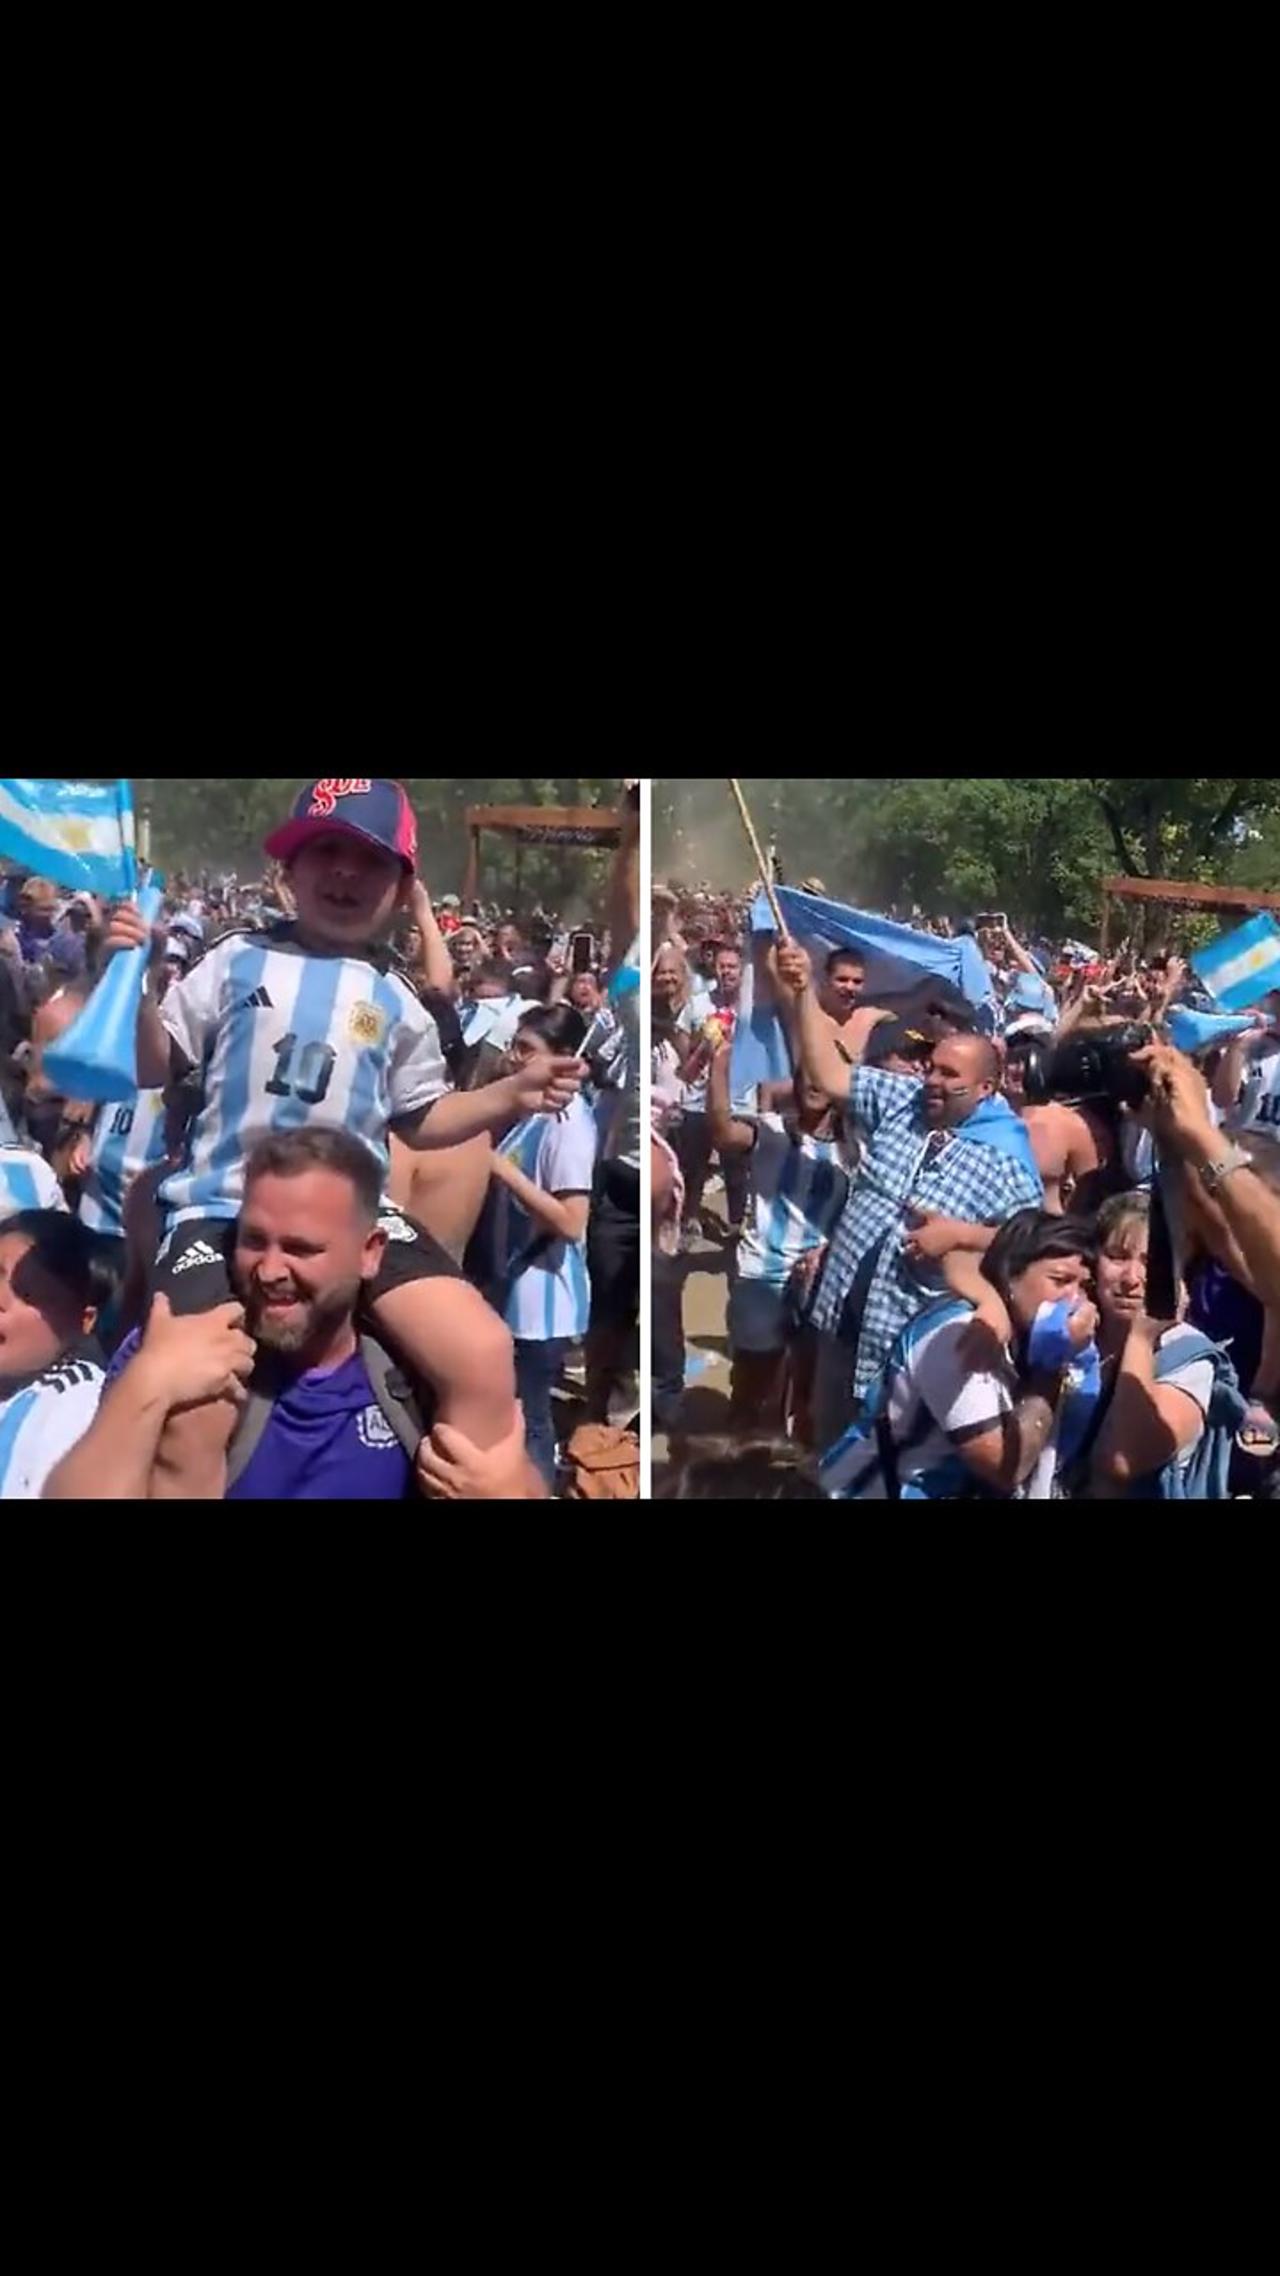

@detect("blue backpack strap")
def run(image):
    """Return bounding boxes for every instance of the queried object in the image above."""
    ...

[1150,1327,1243,1499]
[825,1297,975,1499]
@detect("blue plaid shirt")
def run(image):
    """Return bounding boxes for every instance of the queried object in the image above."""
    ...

[809,1066,1043,1400]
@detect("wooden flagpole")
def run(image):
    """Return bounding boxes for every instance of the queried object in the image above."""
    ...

[727,778,790,940]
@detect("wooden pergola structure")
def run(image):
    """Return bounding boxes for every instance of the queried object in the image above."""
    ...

[1100,873,1280,952]
[462,804,621,907]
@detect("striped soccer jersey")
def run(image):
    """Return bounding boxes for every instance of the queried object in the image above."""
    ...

[0,1146,68,1222]
[495,1094,598,1343]
[820,1301,1058,1502]
[735,1115,851,1291]
[0,1358,104,1499]
[79,1089,168,1239]
[158,928,449,1228]
[1230,1046,1280,1143]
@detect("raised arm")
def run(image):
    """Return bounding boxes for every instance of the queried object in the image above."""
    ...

[998,923,1040,979]
[1088,1315,1203,1486]
[100,902,177,1089]
[706,1029,757,1157]
[411,881,458,999]
[1136,1041,1280,1311]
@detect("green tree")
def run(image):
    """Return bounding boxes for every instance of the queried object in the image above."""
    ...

[655,776,1280,941]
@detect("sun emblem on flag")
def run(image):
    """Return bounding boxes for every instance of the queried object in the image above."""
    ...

[349,1001,387,1048]
[58,820,94,852]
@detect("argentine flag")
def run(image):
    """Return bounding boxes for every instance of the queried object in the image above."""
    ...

[731,885,993,1101]
[1191,915,1280,1015]
[0,777,137,898]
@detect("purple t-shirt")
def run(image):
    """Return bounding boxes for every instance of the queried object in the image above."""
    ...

[107,1334,415,1501]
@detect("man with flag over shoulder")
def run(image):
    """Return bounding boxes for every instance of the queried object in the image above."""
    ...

[775,939,1045,1453]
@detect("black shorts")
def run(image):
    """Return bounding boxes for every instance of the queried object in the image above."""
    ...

[153,1205,460,1318]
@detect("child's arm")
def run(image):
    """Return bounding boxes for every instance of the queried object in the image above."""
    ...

[101,903,190,1089]
[932,1242,1015,1357]
[372,1279,518,1452]
[489,1153,590,1243]
[394,1056,583,1151]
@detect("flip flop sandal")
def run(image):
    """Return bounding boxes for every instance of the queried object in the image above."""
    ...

[1236,1404,1280,1457]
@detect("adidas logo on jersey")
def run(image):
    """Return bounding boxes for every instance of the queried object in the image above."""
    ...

[172,1239,224,1276]
[238,987,275,1012]
[39,1359,103,1394]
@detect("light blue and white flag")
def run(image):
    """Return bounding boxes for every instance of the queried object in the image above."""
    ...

[732,885,991,1101]
[1191,914,1280,1015]
[0,777,137,898]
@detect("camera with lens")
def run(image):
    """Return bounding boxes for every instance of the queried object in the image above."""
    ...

[1023,1021,1154,1108]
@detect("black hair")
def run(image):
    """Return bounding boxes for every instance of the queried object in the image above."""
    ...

[419,988,467,1081]
[980,1208,1096,1309]
[243,1126,383,1224]
[659,1434,820,1501]
[516,1002,587,1055]
[825,946,865,976]
[473,958,515,990]
[0,1209,96,1311]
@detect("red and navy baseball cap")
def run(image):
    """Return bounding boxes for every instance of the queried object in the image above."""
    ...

[264,779,418,873]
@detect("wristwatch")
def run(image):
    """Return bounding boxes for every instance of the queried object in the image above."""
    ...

[1198,1143,1253,1195]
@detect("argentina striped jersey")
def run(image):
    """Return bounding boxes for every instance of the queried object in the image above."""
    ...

[0,1146,68,1221]
[1230,1046,1280,1144]
[495,1094,598,1343]
[735,1116,851,1291]
[0,1359,104,1499]
[158,930,449,1227]
[78,1089,168,1238]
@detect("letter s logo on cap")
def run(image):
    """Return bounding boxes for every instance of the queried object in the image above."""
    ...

[309,778,373,819]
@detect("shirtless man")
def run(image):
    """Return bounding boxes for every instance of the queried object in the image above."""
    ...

[818,949,866,1058]
[1002,1036,1102,1212]
[769,944,867,1069]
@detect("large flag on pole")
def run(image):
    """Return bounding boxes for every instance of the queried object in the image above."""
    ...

[731,884,993,1100]
[0,778,137,898]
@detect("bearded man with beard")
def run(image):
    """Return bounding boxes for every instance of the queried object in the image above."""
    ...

[46,1127,541,1500]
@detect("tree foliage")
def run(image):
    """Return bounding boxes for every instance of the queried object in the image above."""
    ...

[655,777,1280,938]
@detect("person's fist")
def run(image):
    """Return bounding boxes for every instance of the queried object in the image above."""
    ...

[143,1293,256,1408]
[1131,1041,1215,1150]
[67,1130,95,1182]
[1065,1297,1100,1352]
[776,943,812,996]
[103,902,164,966]
[512,1055,584,1116]
[903,1206,966,1262]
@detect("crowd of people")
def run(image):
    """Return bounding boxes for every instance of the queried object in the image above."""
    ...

[1,779,640,1502]
[653,885,1280,1502]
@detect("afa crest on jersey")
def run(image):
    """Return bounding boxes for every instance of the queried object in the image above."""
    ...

[357,1405,399,1451]
[349,1000,388,1048]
